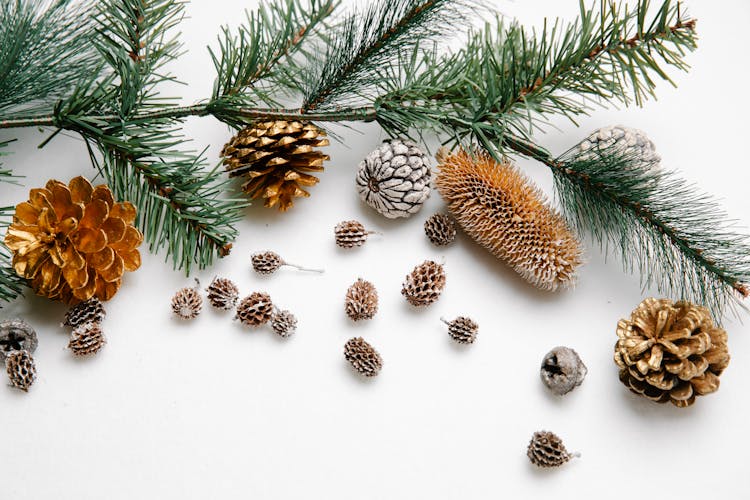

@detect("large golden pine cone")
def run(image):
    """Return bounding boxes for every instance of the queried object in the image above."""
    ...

[614,298,730,408]
[4,177,142,304]
[221,120,330,211]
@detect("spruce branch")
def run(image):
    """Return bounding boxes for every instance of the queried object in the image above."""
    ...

[0,141,25,305]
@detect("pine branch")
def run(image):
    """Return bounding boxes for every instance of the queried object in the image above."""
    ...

[0,140,25,305]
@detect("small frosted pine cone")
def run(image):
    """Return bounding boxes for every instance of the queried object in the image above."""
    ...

[68,322,106,357]
[251,251,323,275]
[206,277,240,311]
[271,309,298,337]
[527,431,577,468]
[0,319,38,362]
[576,125,661,172]
[334,220,377,249]
[614,298,730,408]
[441,316,478,344]
[424,213,456,247]
[235,292,274,327]
[62,298,106,329]
[540,347,587,396]
[436,148,582,291]
[401,260,446,307]
[5,350,36,392]
[171,283,203,320]
[345,278,378,321]
[344,337,383,377]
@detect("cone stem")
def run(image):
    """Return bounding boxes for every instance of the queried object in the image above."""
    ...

[283,262,325,274]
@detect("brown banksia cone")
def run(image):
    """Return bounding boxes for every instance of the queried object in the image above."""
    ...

[345,278,378,321]
[401,260,446,307]
[68,322,106,357]
[0,319,38,362]
[206,277,240,311]
[344,337,383,377]
[171,282,203,320]
[251,251,323,275]
[441,316,478,344]
[222,120,330,211]
[614,298,730,408]
[5,350,36,392]
[527,431,578,468]
[424,213,456,247]
[4,177,143,304]
[540,347,587,396]
[62,297,106,329]
[235,292,274,327]
[334,220,378,249]
[271,309,298,338]
[435,148,582,291]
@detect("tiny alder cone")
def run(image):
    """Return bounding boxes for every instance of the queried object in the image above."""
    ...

[0,319,38,362]
[68,322,106,357]
[435,149,582,291]
[63,297,106,329]
[424,213,456,247]
[236,292,274,327]
[345,278,379,321]
[271,310,298,337]
[540,346,587,396]
[527,431,577,468]
[614,298,730,407]
[335,220,374,249]
[5,350,36,392]
[222,120,330,211]
[4,176,143,304]
[206,277,240,311]
[344,337,383,377]
[442,316,478,344]
[401,260,446,307]
[171,286,203,320]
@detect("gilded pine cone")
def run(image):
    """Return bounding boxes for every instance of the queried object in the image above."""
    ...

[614,298,730,408]
[4,177,142,304]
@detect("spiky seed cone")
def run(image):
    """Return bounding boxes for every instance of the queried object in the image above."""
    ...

[4,177,143,304]
[614,298,730,408]
[540,347,587,396]
[235,292,274,327]
[344,337,383,377]
[5,350,36,392]
[401,260,446,307]
[335,220,375,249]
[527,431,576,468]
[222,120,330,211]
[424,213,456,247]
[271,310,298,337]
[68,322,106,357]
[442,316,478,344]
[345,278,378,321]
[206,277,240,311]
[435,149,583,291]
[251,251,323,275]
[0,319,38,362]
[171,286,203,320]
[63,298,106,329]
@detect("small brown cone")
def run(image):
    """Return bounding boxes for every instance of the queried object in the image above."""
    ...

[344,337,383,377]
[435,149,582,291]
[251,251,323,275]
[335,220,376,249]
[68,322,106,357]
[63,298,106,329]
[441,316,478,344]
[235,292,274,327]
[401,260,446,307]
[527,431,577,468]
[222,120,330,211]
[345,279,378,321]
[614,298,730,407]
[271,309,298,337]
[424,213,456,247]
[171,284,203,320]
[206,277,240,311]
[6,350,36,392]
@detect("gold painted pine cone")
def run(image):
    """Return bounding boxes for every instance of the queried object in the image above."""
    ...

[614,298,730,408]
[222,120,330,211]
[4,177,142,304]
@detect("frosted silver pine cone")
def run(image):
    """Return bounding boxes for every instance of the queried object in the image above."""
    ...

[356,139,431,219]
[68,322,106,357]
[424,213,456,246]
[401,260,446,307]
[171,283,203,320]
[271,309,298,337]
[576,125,660,171]
[344,337,383,377]
[5,350,36,392]
[527,431,577,468]
[62,298,106,329]
[334,220,377,249]
[206,277,240,311]
[441,316,478,344]
[251,251,323,275]
[345,278,379,321]
[0,319,38,362]
[235,292,274,327]
[540,346,587,396]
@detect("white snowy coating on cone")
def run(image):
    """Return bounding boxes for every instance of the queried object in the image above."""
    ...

[577,125,661,171]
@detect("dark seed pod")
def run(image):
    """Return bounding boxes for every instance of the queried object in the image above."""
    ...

[68,323,107,357]
[171,284,203,320]
[235,292,274,327]
[424,213,456,246]
[540,346,587,396]
[252,251,323,275]
[344,337,383,377]
[441,316,478,344]
[527,431,578,468]
[401,260,446,307]
[271,309,298,337]
[5,350,36,392]
[62,298,106,329]
[206,277,240,311]
[0,319,38,362]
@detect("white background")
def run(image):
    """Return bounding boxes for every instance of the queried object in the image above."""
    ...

[1,1,749,498]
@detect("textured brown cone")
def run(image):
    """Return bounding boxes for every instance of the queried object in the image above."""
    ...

[68,322,106,357]
[6,350,36,392]
[235,292,274,327]
[344,337,382,377]
[345,278,378,321]
[435,149,582,291]
[614,298,730,408]
[222,120,330,211]
[4,177,143,304]
[401,260,446,307]
[527,431,575,468]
